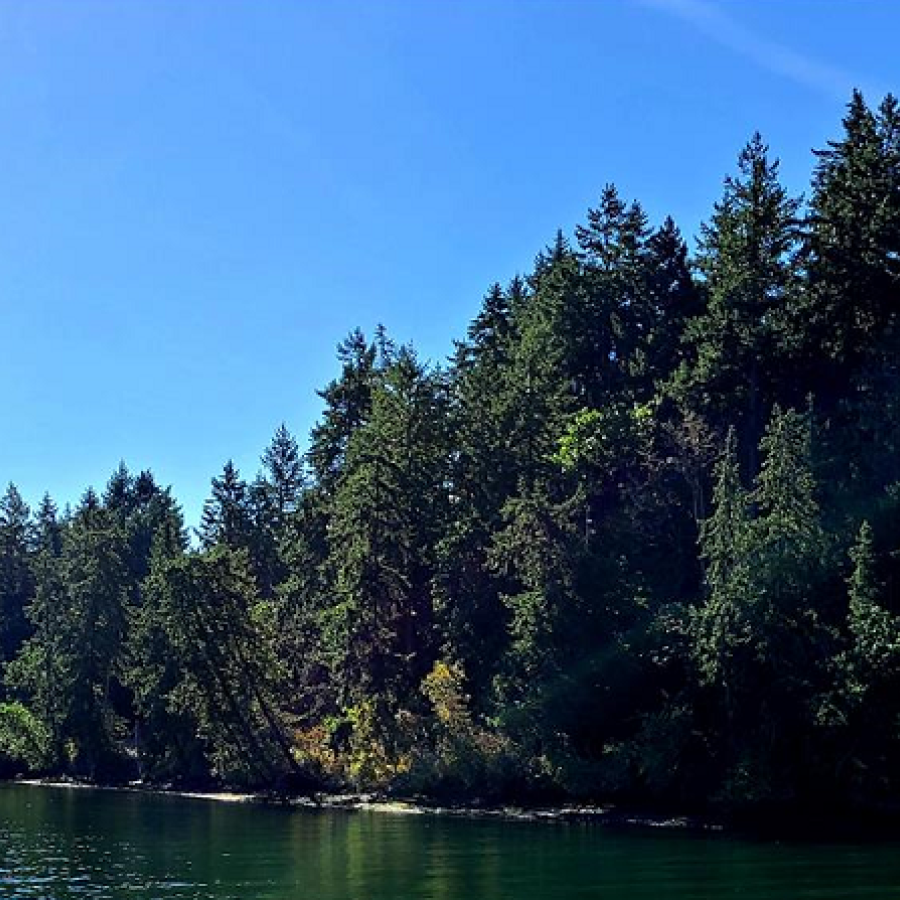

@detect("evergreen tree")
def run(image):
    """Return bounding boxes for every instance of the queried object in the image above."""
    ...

[251,424,305,594]
[198,461,253,550]
[137,547,305,787]
[437,282,520,699]
[325,346,449,722]
[635,216,700,394]
[842,521,900,707]
[505,261,574,492]
[307,329,379,493]
[803,92,900,498]
[260,424,304,528]
[675,134,803,479]
[0,485,33,672]
[6,546,69,767]
[10,496,130,779]
[805,91,900,373]
[694,428,752,688]
[103,461,134,513]
[570,186,650,406]
[695,409,830,801]
[33,494,62,558]
[490,489,581,709]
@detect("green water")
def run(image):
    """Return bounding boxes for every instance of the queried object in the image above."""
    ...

[1,785,899,899]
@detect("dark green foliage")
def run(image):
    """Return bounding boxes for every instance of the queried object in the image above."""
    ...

[307,328,380,493]
[673,134,803,479]
[0,485,34,672]
[805,92,900,374]
[819,521,900,800]
[8,497,131,779]
[325,347,449,715]
[436,281,524,700]
[7,91,900,814]
[134,547,300,787]
[199,461,253,551]
[34,493,62,558]
[259,424,304,531]
[636,217,701,394]
[694,409,833,803]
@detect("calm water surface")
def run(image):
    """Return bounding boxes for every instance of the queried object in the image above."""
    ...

[1,784,898,899]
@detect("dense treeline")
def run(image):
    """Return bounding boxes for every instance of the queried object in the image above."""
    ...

[2,91,900,813]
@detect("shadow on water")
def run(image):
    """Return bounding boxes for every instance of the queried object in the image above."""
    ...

[1,784,900,898]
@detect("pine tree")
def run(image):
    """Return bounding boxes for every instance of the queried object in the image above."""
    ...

[695,428,752,686]
[805,91,900,372]
[803,92,900,497]
[437,282,520,698]
[198,461,253,550]
[845,521,900,679]
[504,261,574,492]
[6,546,69,766]
[274,330,386,731]
[246,424,307,597]
[489,489,581,701]
[137,547,306,787]
[103,461,134,513]
[635,216,700,394]
[753,406,825,567]
[0,484,34,672]
[260,424,304,527]
[33,494,62,558]
[125,525,201,784]
[571,186,651,406]
[695,409,831,801]
[307,329,378,493]
[325,347,449,717]
[675,134,803,479]
[819,521,900,799]
[9,497,131,779]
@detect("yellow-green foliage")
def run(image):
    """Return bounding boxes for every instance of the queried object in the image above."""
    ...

[291,724,342,783]
[293,701,413,791]
[345,700,411,788]
[554,402,654,475]
[414,661,516,798]
[422,660,472,730]
[0,702,52,771]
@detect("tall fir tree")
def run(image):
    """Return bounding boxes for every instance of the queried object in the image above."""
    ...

[325,346,449,722]
[199,461,254,551]
[675,134,803,479]
[0,485,33,673]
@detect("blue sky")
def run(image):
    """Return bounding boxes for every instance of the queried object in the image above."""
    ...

[0,0,897,528]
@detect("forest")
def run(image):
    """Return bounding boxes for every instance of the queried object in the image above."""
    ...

[1,90,900,815]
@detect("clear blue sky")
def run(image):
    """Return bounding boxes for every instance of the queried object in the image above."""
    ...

[1,0,897,528]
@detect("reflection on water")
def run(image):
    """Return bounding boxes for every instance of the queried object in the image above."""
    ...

[1,784,898,899]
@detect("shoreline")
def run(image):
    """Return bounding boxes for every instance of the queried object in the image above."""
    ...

[11,778,722,831]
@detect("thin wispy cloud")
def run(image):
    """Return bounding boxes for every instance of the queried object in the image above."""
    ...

[641,0,878,102]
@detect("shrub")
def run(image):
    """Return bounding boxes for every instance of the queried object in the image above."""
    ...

[0,703,53,773]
